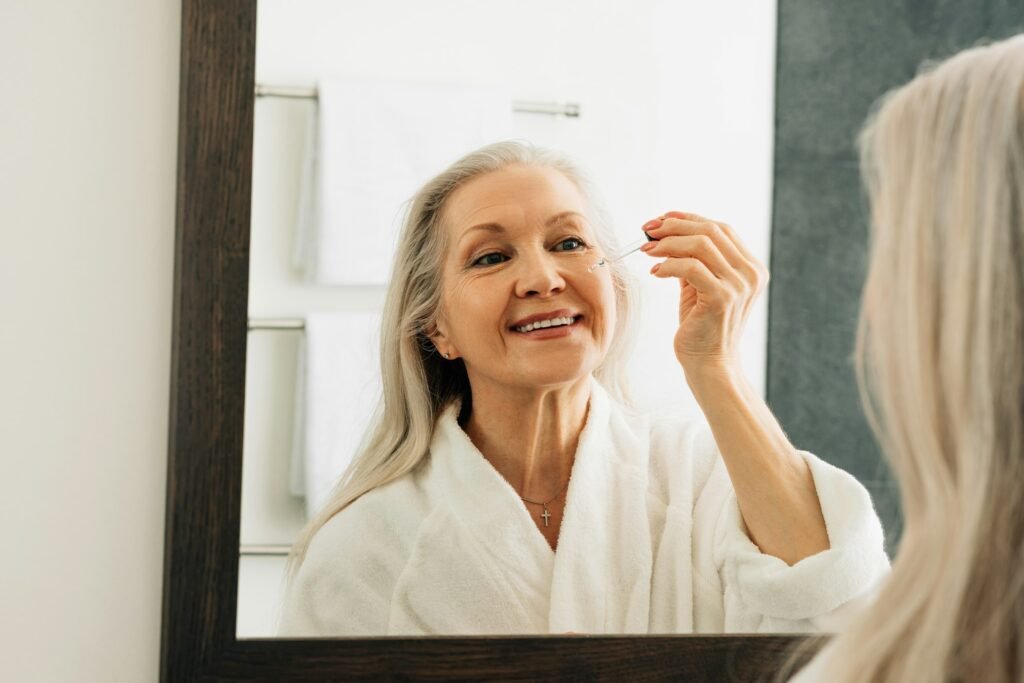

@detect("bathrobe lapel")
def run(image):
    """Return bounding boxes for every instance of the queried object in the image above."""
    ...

[421,400,556,633]
[547,380,653,633]
[422,379,654,634]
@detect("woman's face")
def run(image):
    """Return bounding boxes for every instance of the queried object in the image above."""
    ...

[430,164,617,393]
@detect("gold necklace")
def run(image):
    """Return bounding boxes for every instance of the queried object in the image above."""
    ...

[519,478,571,528]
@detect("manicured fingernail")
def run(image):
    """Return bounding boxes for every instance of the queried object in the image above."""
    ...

[643,219,663,231]
[640,242,656,252]
[650,263,661,274]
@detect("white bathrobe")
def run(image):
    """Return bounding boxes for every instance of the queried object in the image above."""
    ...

[279,379,889,636]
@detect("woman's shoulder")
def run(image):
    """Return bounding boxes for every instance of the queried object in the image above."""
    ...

[304,465,436,571]
[606,398,720,499]
[645,408,708,441]
[613,400,715,463]
[282,471,436,636]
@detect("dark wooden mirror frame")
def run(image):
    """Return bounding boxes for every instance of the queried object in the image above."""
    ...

[160,1,820,679]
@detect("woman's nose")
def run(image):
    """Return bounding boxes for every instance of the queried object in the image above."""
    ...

[514,250,566,298]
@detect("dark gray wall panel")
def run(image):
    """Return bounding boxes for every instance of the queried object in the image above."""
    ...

[768,0,1023,554]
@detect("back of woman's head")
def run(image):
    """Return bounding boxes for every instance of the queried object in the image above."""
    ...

[285,140,636,582]
[811,33,1024,683]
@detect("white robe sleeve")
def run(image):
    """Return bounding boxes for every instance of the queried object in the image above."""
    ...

[691,424,890,632]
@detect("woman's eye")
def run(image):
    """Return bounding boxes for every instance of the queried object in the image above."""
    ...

[554,237,588,252]
[472,252,508,267]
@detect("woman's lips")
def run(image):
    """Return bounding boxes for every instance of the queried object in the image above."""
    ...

[510,315,583,339]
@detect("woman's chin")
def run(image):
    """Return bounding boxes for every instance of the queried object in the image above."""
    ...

[465,349,603,392]
[505,363,596,390]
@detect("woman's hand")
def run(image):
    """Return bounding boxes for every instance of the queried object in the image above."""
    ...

[640,211,769,375]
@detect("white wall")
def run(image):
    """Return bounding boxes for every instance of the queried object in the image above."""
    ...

[0,2,179,681]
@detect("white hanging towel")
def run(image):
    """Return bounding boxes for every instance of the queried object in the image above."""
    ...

[292,79,515,285]
[290,311,383,518]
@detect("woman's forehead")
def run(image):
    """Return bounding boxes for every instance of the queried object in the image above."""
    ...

[444,165,589,230]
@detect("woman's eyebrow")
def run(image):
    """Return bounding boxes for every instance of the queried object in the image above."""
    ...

[546,211,587,226]
[457,223,505,252]
[458,211,589,250]
[462,222,506,238]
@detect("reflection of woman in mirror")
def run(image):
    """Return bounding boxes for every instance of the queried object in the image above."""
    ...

[790,35,1024,682]
[278,140,889,636]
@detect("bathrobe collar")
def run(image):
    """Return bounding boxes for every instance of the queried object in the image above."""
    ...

[426,376,653,633]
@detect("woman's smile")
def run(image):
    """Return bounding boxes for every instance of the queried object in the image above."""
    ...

[509,310,584,340]
[510,316,583,340]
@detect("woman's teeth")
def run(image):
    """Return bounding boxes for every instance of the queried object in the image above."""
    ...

[515,316,576,333]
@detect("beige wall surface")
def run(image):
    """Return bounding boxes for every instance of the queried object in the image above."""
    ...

[0,1,180,681]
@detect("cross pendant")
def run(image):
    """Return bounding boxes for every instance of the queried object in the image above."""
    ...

[540,507,552,527]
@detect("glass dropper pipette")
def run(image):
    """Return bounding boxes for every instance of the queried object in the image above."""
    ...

[588,233,658,271]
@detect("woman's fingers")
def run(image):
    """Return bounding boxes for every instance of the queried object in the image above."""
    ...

[650,256,722,299]
[644,234,744,290]
[648,213,746,268]
[660,210,758,261]
[648,211,769,294]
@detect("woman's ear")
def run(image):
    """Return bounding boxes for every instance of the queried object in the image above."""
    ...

[424,319,457,360]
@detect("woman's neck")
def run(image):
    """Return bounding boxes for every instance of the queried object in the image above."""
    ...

[463,376,591,501]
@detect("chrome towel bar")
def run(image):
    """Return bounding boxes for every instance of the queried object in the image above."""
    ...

[255,84,581,118]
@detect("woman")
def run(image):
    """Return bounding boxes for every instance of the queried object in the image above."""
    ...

[790,35,1024,682]
[278,141,889,636]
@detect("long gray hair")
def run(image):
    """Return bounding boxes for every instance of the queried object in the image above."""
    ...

[285,140,637,580]
[802,34,1024,682]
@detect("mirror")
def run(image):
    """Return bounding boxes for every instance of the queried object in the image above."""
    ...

[166,1,816,676]
[239,1,778,643]
[239,0,785,638]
